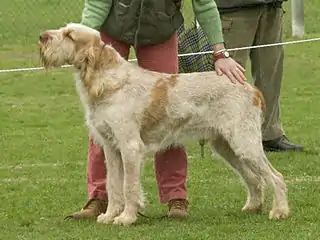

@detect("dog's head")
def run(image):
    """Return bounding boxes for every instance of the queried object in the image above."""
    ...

[39,23,119,69]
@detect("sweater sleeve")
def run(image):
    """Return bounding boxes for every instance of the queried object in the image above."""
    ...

[192,0,224,45]
[80,0,112,30]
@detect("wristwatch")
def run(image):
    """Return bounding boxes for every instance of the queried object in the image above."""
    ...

[214,49,230,63]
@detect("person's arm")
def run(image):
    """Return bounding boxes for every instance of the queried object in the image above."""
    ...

[192,0,246,84]
[192,0,225,52]
[81,0,112,29]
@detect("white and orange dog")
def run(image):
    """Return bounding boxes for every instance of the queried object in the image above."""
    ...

[39,23,290,226]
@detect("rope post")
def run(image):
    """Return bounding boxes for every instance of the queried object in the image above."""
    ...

[199,139,206,159]
[291,0,305,38]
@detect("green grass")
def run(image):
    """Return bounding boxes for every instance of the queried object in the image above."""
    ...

[1,1,320,240]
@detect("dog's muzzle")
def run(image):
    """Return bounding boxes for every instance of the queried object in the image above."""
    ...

[39,32,52,44]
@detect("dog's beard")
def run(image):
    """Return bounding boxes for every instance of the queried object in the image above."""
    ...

[39,46,50,68]
[39,43,68,68]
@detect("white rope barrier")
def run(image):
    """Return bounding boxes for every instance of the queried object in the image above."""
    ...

[1,37,320,74]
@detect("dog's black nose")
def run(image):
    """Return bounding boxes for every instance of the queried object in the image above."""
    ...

[39,32,51,43]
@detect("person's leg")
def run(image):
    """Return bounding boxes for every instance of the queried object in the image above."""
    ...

[250,6,284,141]
[68,33,131,219]
[220,8,261,69]
[250,5,303,151]
[87,137,108,200]
[135,33,189,218]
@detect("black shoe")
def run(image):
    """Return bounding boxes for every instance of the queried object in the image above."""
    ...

[263,135,303,152]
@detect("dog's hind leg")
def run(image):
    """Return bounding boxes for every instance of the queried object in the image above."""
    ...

[212,123,290,220]
[262,154,290,220]
[210,136,265,214]
[240,150,289,220]
[97,144,125,225]
[112,135,145,226]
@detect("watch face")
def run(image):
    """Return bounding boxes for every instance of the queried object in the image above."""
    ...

[224,51,230,58]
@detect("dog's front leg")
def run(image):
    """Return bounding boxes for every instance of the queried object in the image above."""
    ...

[97,144,125,225]
[113,137,145,226]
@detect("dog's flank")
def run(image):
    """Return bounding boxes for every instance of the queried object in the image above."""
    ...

[39,23,290,226]
[141,75,179,132]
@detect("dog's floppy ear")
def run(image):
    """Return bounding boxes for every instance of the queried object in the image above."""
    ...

[74,40,121,101]
[74,32,102,67]
[74,44,105,100]
[74,43,98,69]
[85,44,98,68]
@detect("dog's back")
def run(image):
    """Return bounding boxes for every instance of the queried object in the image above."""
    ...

[136,70,265,150]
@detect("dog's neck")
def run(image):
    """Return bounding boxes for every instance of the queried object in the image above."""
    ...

[73,43,127,102]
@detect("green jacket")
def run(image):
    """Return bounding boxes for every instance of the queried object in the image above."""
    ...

[81,0,224,45]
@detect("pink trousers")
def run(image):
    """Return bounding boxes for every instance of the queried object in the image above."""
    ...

[86,32,188,203]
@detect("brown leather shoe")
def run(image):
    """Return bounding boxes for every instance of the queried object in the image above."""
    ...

[65,199,108,220]
[167,199,189,219]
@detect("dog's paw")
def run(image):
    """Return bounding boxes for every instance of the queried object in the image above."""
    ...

[242,203,263,214]
[97,213,114,224]
[97,204,124,224]
[113,212,137,226]
[269,207,290,220]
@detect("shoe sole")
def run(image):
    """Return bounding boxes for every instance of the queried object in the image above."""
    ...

[264,147,303,152]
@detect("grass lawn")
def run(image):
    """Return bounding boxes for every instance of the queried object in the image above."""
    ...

[1,1,320,240]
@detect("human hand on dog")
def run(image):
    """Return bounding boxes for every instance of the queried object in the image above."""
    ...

[215,57,246,85]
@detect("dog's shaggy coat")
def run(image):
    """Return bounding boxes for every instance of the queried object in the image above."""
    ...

[39,23,290,226]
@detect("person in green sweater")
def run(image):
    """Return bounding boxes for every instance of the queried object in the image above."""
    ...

[67,0,246,220]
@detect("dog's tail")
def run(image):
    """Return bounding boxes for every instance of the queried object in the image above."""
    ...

[253,86,266,122]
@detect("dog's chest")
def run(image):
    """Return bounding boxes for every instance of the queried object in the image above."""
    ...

[86,109,115,145]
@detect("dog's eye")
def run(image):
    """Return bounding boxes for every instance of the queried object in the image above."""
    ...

[64,31,74,41]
